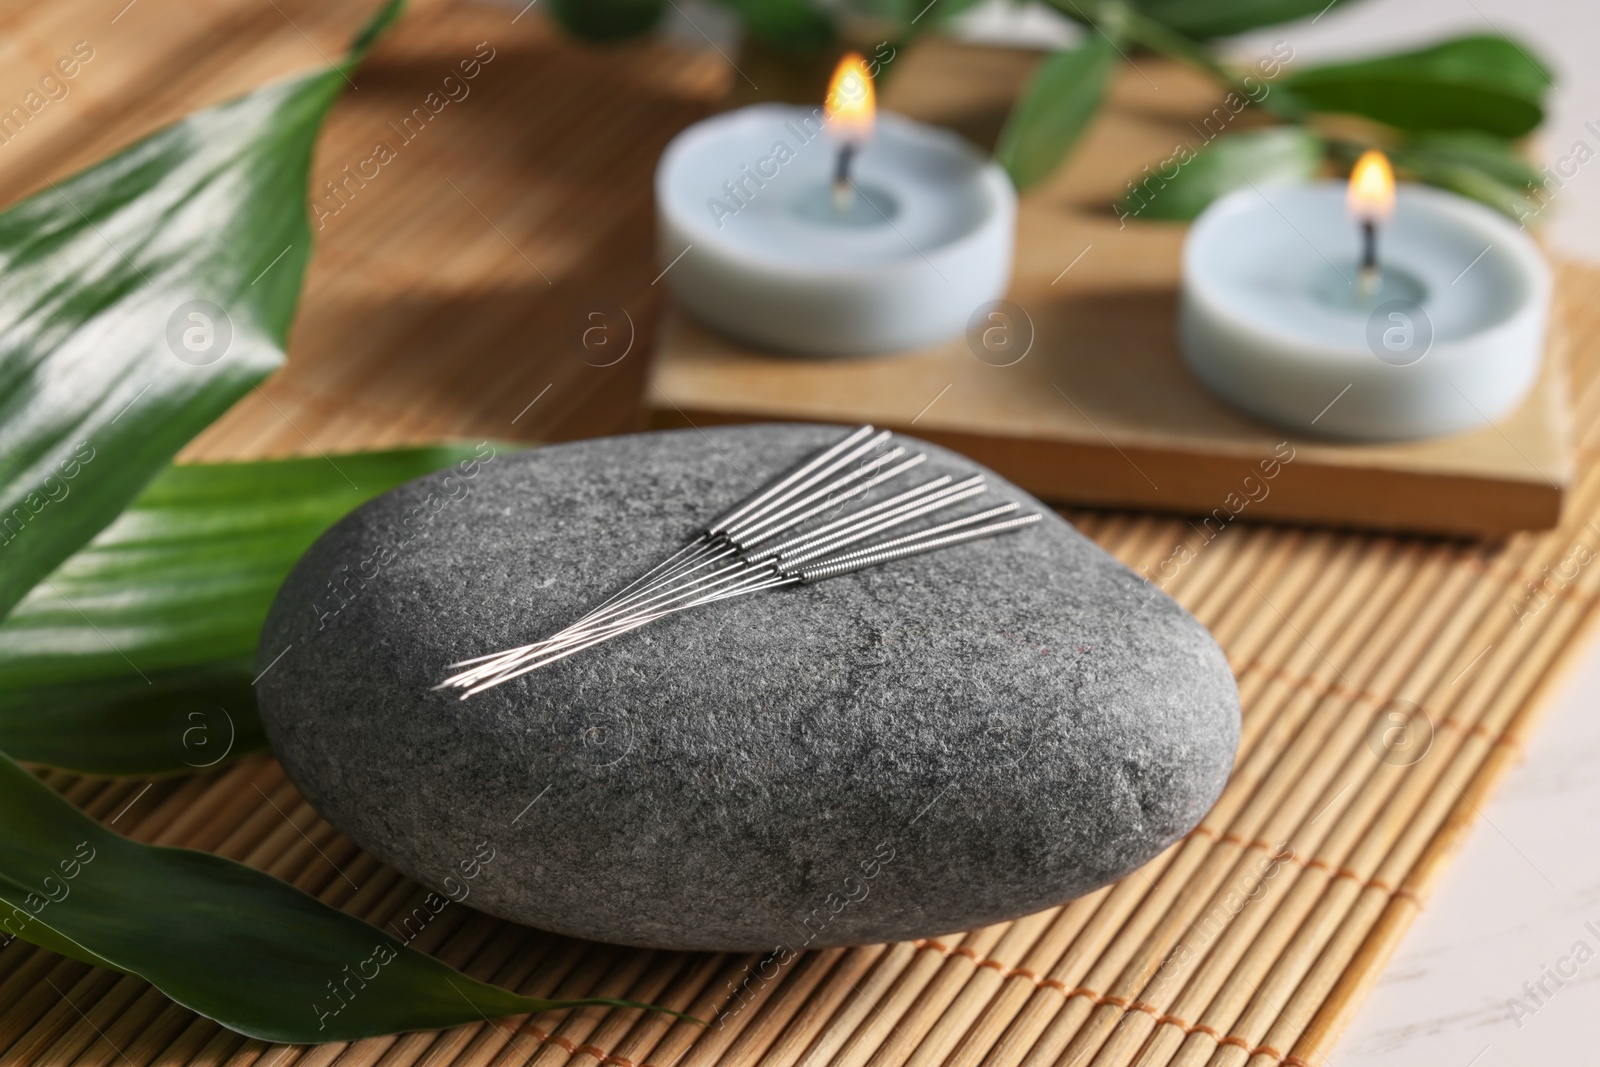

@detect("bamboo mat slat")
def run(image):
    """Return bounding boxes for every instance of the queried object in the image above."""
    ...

[4,2,1600,1066]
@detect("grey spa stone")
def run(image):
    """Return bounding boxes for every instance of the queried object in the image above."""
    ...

[255,424,1239,952]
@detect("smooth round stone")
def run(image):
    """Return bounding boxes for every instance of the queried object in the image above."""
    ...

[256,425,1239,951]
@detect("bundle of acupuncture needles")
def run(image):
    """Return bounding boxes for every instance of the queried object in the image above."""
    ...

[437,426,1040,698]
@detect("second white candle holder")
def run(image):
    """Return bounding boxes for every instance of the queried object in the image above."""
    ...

[1179,180,1552,442]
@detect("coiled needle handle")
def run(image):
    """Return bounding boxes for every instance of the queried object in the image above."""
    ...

[797,513,1042,584]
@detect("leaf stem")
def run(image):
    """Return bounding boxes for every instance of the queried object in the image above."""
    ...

[1038,0,1307,121]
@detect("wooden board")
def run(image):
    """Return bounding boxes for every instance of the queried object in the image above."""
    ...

[649,42,1573,539]
[5,6,1600,1067]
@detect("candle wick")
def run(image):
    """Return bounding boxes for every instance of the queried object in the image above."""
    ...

[1359,219,1380,297]
[833,143,857,214]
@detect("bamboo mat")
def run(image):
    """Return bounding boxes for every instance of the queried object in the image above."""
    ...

[5,1,1600,1065]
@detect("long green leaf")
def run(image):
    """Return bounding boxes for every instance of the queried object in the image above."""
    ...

[1387,133,1546,223]
[0,445,502,776]
[549,0,666,41]
[1106,7,1304,121]
[0,667,261,781]
[1396,131,1545,190]
[0,751,675,1040]
[1117,127,1324,221]
[1126,0,1362,38]
[0,2,400,622]
[1282,34,1553,137]
[915,0,991,25]
[995,36,1117,189]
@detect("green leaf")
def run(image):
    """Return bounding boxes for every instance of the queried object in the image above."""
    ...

[0,751,677,1040]
[1387,133,1547,223]
[1282,34,1553,137]
[916,0,992,24]
[856,0,988,28]
[0,4,401,623]
[347,0,408,59]
[0,667,262,781]
[548,0,665,41]
[1397,130,1545,189]
[996,36,1117,189]
[714,0,835,54]
[1106,6,1304,121]
[1116,127,1324,221]
[0,445,503,776]
[1125,0,1362,38]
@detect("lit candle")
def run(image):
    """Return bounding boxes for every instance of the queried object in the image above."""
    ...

[828,54,873,215]
[1179,151,1552,441]
[655,55,1016,357]
[1348,149,1393,297]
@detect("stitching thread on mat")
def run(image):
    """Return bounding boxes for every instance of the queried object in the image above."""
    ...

[913,852,1426,1067]
[507,831,1431,1066]
[913,941,1329,1065]
[511,845,1423,1067]
[514,1023,656,1067]
[516,956,1326,1067]
[1184,825,1423,904]
[514,952,1274,1066]
[911,941,1312,1063]
[1229,659,1522,755]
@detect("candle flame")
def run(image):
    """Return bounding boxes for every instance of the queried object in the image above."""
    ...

[825,53,875,143]
[1347,149,1395,223]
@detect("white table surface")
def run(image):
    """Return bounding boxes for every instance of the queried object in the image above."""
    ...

[668,1,1600,1059]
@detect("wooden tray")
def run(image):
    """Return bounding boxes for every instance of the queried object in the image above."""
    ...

[648,42,1572,539]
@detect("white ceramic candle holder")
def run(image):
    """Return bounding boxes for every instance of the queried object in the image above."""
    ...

[1180,182,1552,441]
[655,104,1015,357]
